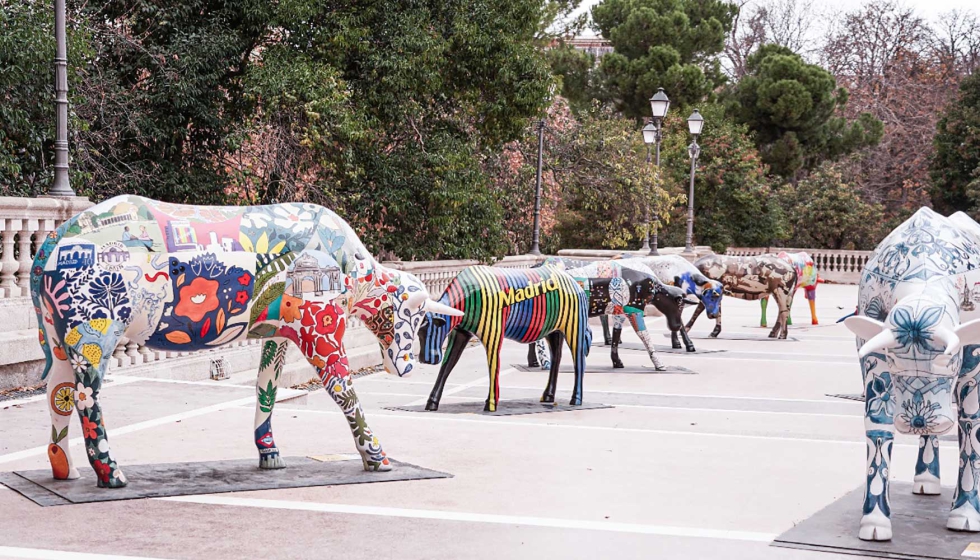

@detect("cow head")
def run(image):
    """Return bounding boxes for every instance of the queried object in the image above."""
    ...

[357,268,462,377]
[696,278,724,319]
[845,294,980,435]
[418,303,459,366]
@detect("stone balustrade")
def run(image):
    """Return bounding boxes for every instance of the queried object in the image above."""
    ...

[724,247,872,284]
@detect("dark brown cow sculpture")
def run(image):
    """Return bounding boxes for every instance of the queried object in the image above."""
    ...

[686,255,798,339]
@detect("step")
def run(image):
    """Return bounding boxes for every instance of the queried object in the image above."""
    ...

[0,297,36,334]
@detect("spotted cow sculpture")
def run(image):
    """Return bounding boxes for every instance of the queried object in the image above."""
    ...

[31,195,459,487]
[419,265,591,412]
[843,207,980,541]
[760,251,819,328]
[686,255,798,339]
[525,260,696,371]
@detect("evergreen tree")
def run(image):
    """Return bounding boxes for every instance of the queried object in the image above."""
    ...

[931,72,980,214]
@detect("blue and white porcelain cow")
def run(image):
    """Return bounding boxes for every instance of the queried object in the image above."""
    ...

[844,207,980,540]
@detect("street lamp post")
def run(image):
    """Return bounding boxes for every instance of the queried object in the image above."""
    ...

[684,109,704,254]
[50,0,75,196]
[643,88,670,255]
[529,119,545,256]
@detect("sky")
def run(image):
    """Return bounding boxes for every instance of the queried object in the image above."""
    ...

[569,0,980,38]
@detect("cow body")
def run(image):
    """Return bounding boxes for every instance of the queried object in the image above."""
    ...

[843,207,980,541]
[419,265,592,411]
[30,195,448,487]
[688,255,797,339]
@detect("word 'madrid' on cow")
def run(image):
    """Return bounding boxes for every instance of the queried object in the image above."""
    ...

[687,254,798,339]
[31,195,460,487]
[843,208,980,541]
[616,255,724,349]
[419,265,591,412]
[527,259,696,371]
[760,251,819,328]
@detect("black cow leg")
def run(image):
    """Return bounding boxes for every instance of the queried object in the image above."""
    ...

[671,329,682,349]
[541,332,564,403]
[611,327,625,368]
[426,329,472,411]
[600,315,612,345]
[679,326,696,352]
[527,344,540,368]
[686,302,705,332]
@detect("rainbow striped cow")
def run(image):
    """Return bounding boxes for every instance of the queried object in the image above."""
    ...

[760,251,819,327]
[419,265,592,412]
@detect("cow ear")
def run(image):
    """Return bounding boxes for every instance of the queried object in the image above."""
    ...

[673,275,682,287]
[954,318,980,346]
[844,315,887,340]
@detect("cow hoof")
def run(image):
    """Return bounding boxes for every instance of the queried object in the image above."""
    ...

[97,472,128,489]
[540,394,555,403]
[425,401,440,411]
[685,346,696,353]
[55,467,81,481]
[913,473,941,495]
[948,505,980,532]
[612,360,624,369]
[859,511,892,541]
[603,338,612,346]
[363,457,392,472]
[539,362,551,370]
[259,454,287,469]
[812,320,819,325]
[654,365,668,372]
[671,343,682,349]
[568,398,582,406]
[760,323,767,328]
[528,360,540,368]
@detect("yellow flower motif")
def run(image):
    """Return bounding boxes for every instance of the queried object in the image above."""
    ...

[64,327,81,346]
[81,343,102,365]
[372,436,379,446]
[332,384,342,393]
[88,319,111,334]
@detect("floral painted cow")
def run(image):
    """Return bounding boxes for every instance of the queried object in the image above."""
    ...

[687,255,797,339]
[419,265,591,412]
[844,207,980,541]
[760,251,819,328]
[31,195,458,487]
[527,259,695,371]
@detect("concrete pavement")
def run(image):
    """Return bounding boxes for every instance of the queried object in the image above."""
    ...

[0,284,931,559]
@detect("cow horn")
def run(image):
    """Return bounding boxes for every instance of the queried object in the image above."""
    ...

[935,327,962,356]
[424,299,464,317]
[859,329,898,358]
[683,296,700,305]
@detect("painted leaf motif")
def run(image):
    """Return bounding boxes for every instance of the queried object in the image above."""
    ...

[176,273,185,287]
[206,323,246,346]
[216,308,226,333]
[256,232,270,254]
[258,380,277,413]
[249,282,285,325]
[260,340,277,371]
[239,232,255,253]
[165,331,191,344]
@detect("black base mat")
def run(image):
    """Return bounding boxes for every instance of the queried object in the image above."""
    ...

[1,457,451,507]
[665,332,799,341]
[595,342,726,354]
[386,397,612,416]
[773,482,979,559]
[512,364,696,375]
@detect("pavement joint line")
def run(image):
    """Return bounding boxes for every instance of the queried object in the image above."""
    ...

[606,403,860,418]
[404,367,516,407]
[0,546,174,560]
[154,494,778,543]
[484,386,865,405]
[248,405,937,449]
[0,376,145,410]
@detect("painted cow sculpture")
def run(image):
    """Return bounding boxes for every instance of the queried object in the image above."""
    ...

[687,255,798,339]
[31,195,459,487]
[617,255,724,349]
[419,265,591,412]
[843,207,980,541]
[526,260,696,371]
[760,251,818,327]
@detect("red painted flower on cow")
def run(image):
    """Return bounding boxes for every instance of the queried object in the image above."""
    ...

[82,416,99,440]
[235,290,249,305]
[175,278,219,322]
[93,460,111,483]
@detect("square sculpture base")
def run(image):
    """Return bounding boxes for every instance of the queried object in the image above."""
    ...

[0,457,451,507]
[512,364,696,375]
[386,398,612,416]
[773,482,979,560]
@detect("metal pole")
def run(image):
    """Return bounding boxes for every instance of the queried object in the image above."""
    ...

[649,121,662,256]
[50,0,75,196]
[641,143,651,252]
[530,120,544,256]
[685,138,700,253]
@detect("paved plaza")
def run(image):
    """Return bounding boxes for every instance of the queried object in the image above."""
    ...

[0,284,935,559]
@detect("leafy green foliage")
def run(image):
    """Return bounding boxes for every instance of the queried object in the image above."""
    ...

[931,72,980,214]
[591,0,737,118]
[728,44,883,180]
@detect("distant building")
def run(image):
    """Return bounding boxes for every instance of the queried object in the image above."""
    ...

[563,36,613,59]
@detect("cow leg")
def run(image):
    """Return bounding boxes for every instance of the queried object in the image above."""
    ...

[685,301,704,332]
[483,329,506,412]
[949,351,980,531]
[66,321,126,488]
[527,343,540,368]
[711,307,722,338]
[610,314,625,368]
[536,340,552,370]
[567,327,587,406]
[786,288,796,326]
[771,288,792,339]
[322,365,391,472]
[860,350,894,541]
[600,314,612,345]
[760,296,768,328]
[540,331,564,403]
[628,313,666,370]
[254,338,288,469]
[806,285,818,325]
[425,328,472,411]
[913,436,941,495]
[45,351,80,480]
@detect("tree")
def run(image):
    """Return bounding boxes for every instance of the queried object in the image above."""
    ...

[931,72,980,214]
[724,0,820,80]
[729,44,882,180]
[780,160,887,250]
[657,104,784,251]
[591,0,738,118]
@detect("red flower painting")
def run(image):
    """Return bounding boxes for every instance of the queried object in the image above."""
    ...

[175,277,219,322]
[93,460,111,483]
